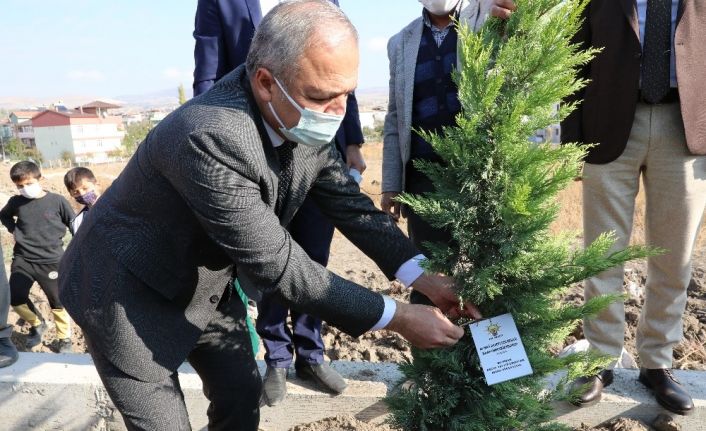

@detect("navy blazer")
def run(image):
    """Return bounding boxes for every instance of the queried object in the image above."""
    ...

[193,0,364,150]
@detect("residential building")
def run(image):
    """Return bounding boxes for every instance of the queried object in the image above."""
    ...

[9,111,41,147]
[358,111,386,130]
[0,119,13,160]
[32,102,125,164]
[122,113,145,126]
[76,100,122,116]
[148,110,168,125]
[0,119,12,141]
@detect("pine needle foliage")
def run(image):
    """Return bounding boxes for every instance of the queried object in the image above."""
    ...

[386,1,656,430]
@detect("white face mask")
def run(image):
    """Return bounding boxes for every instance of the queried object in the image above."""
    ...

[20,182,43,199]
[419,0,460,15]
[268,77,345,147]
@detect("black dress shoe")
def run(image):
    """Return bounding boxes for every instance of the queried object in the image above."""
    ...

[0,337,19,368]
[639,368,694,416]
[295,362,347,395]
[261,366,288,407]
[569,369,614,407]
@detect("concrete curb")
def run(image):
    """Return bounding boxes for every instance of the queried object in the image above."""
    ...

[0,353,704,430]
[0,353,402,431]
[553,368,706,430]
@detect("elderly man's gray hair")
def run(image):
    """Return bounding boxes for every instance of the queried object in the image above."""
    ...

[245,0,358,84]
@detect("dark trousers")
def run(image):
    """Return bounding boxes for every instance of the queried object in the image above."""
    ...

[405,164,453,306]
[10,256,63,309]
[256,196,333,368]
[88,293,262,431]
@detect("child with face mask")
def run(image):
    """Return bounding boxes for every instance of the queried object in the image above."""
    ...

[63,167,101,234]
[0,161,75,353]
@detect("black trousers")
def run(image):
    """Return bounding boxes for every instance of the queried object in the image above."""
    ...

[405,164,453,306]
[87,292,262,431]
[257,195,332,368]
[9,256,62,309]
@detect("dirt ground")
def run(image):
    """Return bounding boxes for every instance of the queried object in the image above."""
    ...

[288,415,678,431]
[1,143,704,430]
[288,414,396,431]
[286,416,658,431]
[574,414,682,431]
[0,161,124,353]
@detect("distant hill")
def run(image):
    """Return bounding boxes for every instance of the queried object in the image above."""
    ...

[1,86,386,112]
[115,87,194,109]
[0,96,97,111]
[355,87,388,111]
[0,86,194,112]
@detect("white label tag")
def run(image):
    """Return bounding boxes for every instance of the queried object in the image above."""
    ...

[468,313,533,385]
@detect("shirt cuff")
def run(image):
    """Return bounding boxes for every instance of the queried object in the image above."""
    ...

[369,295,397,331]
[395,254,426,288]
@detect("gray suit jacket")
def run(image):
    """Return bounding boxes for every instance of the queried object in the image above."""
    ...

[382,0,491,193]
[58,65,418,382]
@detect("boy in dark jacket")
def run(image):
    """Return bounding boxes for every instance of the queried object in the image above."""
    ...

[0,161,75,353]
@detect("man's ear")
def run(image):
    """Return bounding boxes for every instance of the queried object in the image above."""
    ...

[252,68,276,103]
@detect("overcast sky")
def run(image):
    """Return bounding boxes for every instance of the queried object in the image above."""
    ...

[0,0,421,99]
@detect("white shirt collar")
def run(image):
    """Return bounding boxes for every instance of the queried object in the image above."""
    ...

[263,120,285,148]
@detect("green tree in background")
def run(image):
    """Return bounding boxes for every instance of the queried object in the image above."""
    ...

[24,148,44,164]
[3,137,44,163]
[362,123,384,143]
[178,83,187,105]
[121,120,153,156]
[5,138,27,160]
[386,1,655,430]
[60,150,73,163]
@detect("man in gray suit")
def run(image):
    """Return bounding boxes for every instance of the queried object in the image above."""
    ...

[381,0,490,305]
[58,1,480,430]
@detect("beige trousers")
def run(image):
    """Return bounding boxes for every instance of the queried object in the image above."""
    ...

[582,102,706,369]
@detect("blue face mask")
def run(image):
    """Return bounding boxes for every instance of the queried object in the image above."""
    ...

[268,77,345,147]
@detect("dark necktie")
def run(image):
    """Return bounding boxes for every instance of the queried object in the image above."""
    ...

[275,141,295,215]
[641,0,672,103]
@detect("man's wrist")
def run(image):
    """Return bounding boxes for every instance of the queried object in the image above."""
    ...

[410,275,432,297]
[383,300,407,334]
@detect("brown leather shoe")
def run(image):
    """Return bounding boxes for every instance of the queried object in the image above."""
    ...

[569,369,614,407]
[638,368,694,416]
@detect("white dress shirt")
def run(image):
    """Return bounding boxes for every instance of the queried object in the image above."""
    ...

[263,122,426,330]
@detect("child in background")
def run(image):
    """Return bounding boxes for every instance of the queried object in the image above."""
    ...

[63,167,101,234]
[0,161,75,353]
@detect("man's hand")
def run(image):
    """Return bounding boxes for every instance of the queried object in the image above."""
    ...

[491,0,516,19]
[345,145,367,173]
[381,191,401,221]
[411,273,482,320]
[386,302,466,349]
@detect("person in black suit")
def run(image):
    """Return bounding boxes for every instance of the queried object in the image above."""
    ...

[60,1,481,430]
[193,0,368,405]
